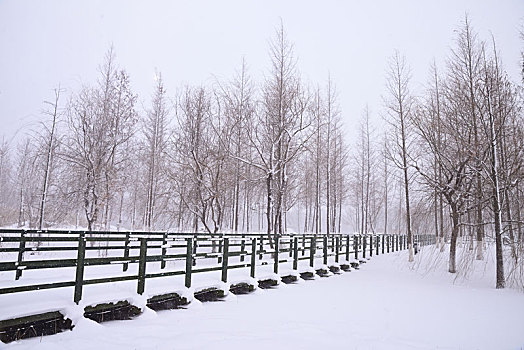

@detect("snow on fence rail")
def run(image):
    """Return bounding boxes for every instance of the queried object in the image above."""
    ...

[0,229,434,304]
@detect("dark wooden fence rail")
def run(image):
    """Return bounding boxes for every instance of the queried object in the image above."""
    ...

[0,229,435,304]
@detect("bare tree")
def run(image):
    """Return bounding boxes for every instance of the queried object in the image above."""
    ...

[411,99,474,273]
[448,16,486,260]
[216,58,256,233]
[143,73,169,230]
[232,22,312,240]
[384,51,415,261]
[0,139,15,226]
[37,87,62,230]
[64,49,137,230]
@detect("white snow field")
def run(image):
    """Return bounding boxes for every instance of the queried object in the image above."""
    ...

[4,247,524,350]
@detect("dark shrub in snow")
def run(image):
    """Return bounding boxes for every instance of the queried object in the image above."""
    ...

[194,287,226,302]
[281,274,299,284]
[329,265,342,274]
[229,282,256,295]
[84,300,142,323]
[258,278,279,289]
[0,311,73,344]
[300,271,315,280]
[316,268,330,277]
[147,292,190,311]
[340,263,351,272]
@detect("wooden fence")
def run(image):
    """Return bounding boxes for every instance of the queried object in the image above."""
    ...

[0,229,436,304]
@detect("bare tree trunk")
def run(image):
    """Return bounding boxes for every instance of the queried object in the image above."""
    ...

[449,202,460,273]
[266,171,273,245]
[38,88,60,230]
[325,80,333,235]
[483,49,505,288]
[383,137,388,235]
[385,52,414,261]
[117,189,124,232]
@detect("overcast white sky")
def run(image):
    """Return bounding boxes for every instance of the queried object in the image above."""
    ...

[0,0,522,145]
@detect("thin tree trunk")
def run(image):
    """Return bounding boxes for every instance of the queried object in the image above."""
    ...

[449,202,460,273]
[38,89,59,230]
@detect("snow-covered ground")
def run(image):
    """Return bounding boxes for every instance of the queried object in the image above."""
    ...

[4,246,524,350]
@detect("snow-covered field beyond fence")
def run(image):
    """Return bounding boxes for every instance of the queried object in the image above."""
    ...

[5,247,524,350]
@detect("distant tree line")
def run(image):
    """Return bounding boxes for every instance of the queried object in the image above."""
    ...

[0,24,349,241]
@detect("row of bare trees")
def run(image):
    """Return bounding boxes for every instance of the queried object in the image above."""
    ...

[357,17,523,289]
[0,26,349,241]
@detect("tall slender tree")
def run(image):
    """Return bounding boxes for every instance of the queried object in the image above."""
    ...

[384,51,415,261]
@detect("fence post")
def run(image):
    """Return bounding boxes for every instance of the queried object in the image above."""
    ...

[185,238,193,288]
[302,234,306,256]
[392,235,395,251]
[221,238,229,283]
[218,236,223,264]
[363,235,367,259]
[382,235,385,254]
[137,238,147,295]
[345,235,350,261]
[250,238,257,278]
[274,235,280,274]
[391,235,394,251]
[293,237,298,270]
[395,235,398,251]
[161,231,167,269]
[74,232,86,304]
[310,236,315,267]
[15,230,27,280]
[240,234,246,262]
[387,235,390,253]
[335,236,340,263]
[391,235,394,252]
[289,236,293,258]
[370,235,373,257]
[392,235,395,252]
[323,236,328,265]
[354,235,359,260]
[123,231,130,272]
[259,236,264,260]
[376,236,379,255]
